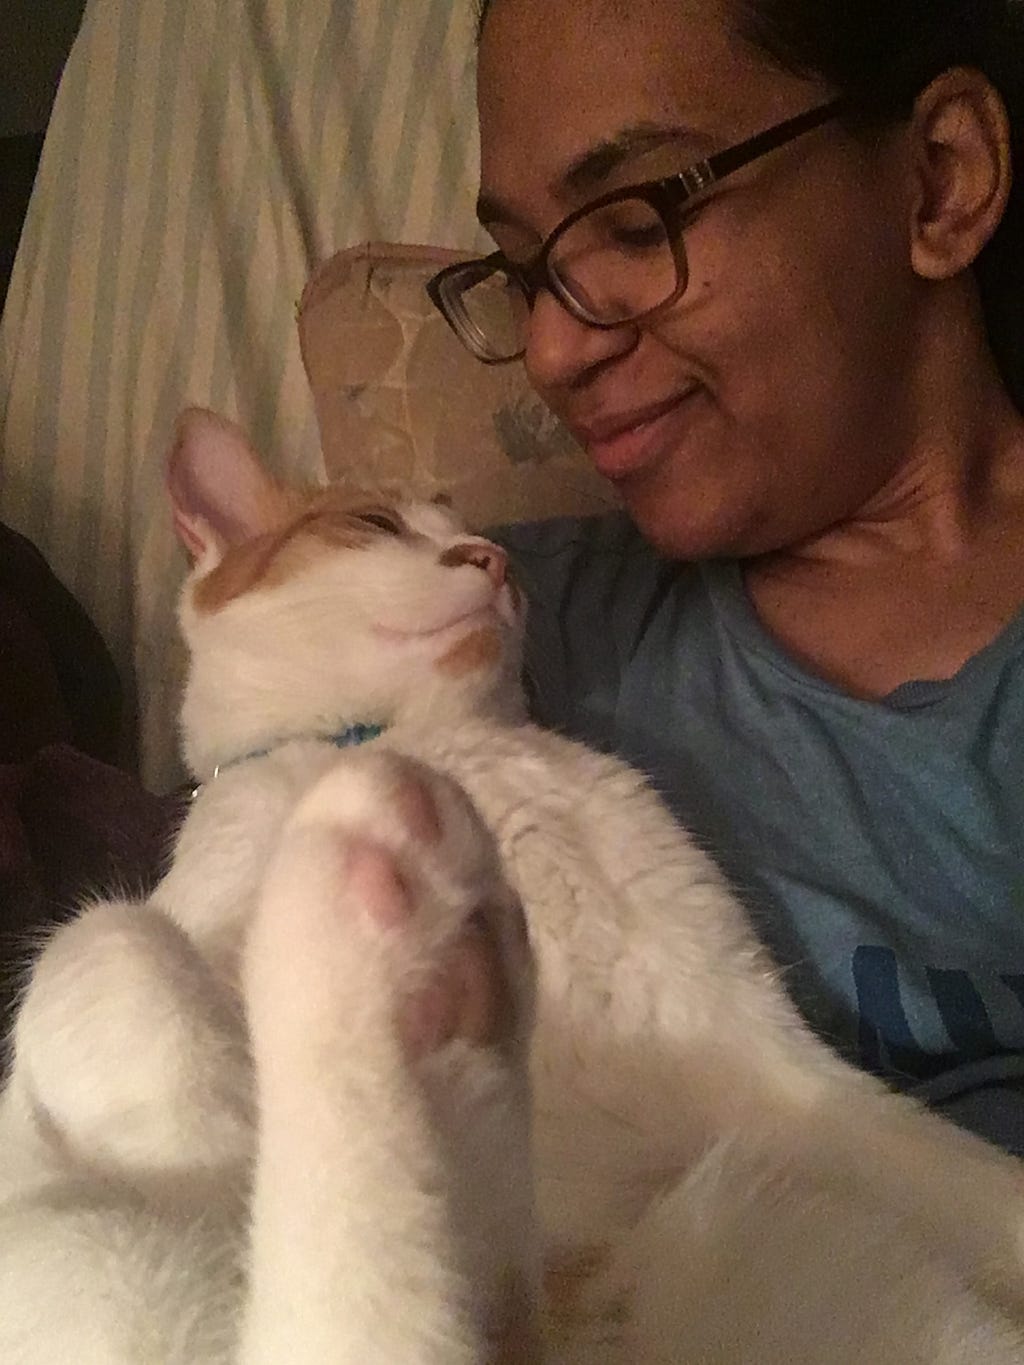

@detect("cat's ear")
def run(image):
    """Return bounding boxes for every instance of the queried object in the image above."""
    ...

[167,408,296,563]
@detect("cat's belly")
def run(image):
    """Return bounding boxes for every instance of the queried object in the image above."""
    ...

[397,722,778,1246]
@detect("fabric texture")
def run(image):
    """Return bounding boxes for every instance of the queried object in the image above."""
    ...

[0,0,490,790]
[497,512,1024,1151]
[299,243,611,529]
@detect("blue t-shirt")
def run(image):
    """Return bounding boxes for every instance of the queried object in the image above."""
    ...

[496,513,1024,1152]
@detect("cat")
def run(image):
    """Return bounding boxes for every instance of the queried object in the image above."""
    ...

[0,406,1023,1363]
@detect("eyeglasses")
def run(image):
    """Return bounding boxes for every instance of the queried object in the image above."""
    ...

[427,98,846,364]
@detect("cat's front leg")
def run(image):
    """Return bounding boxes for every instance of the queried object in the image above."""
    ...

[240,749,540,1365]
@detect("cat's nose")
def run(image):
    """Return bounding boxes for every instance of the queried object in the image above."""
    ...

[441,541,508,588]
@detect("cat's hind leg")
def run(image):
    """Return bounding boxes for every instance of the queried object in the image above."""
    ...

[0,904,253,1362]
[5,899,253,1192]
[563,1138,1024,1365]
[240,749,539,1365]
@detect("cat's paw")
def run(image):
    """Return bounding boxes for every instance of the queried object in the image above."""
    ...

[243,750,539,1351]
[318,759,528,1061]
[244,747,532,1069]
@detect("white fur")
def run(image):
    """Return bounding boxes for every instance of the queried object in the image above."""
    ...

[1,411,1022,1363]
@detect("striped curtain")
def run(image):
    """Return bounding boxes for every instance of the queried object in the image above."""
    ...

[0,0,487,790]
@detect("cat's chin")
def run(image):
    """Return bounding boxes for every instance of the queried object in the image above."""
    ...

[374,585,521,643]
[375,607,492,641]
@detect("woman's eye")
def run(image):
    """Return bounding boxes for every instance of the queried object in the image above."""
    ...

[612,223,667,251]
[356,511,403,535]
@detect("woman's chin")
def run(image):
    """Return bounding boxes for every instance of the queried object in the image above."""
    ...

[624,501,738,562]
[614,454,774,562]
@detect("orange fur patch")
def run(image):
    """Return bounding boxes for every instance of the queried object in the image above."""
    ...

[436,626,502,677]
[192,488,403,613]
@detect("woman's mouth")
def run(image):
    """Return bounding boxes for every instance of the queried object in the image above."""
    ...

[576,390,702,481]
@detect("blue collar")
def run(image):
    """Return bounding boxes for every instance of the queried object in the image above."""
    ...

[192,722,385,799]
[325,722,385,751]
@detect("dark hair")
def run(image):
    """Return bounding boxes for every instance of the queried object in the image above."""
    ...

[475,0,1024,411]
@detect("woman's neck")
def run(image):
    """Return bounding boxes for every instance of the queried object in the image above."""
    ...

[743,294,1024,697]
[767,285,1024,573]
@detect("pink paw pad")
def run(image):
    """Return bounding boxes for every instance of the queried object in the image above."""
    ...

[343,837,414,929]
[399,911,514,1059]
[339,773,442,929]
[391,774,443,847]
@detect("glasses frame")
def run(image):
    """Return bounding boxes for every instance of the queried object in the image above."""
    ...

[427,97,847,364]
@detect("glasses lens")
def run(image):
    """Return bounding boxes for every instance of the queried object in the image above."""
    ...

[439,261,528,362]
[550,197,680,324]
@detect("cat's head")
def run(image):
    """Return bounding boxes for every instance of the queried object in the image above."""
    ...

[168,409,527,778]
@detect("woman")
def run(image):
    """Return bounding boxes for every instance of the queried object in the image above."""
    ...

[429,0,1024,1151]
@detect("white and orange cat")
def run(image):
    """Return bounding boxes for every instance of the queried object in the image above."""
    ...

[1,407,1023,1363]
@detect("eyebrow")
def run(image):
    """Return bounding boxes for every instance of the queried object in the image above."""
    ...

[476,122,704,229]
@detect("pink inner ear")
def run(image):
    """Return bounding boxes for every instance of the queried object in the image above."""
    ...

[171,504,209,560]
[167,408,295,560]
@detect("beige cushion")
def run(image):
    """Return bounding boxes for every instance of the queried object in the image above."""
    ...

[298,243,613,528]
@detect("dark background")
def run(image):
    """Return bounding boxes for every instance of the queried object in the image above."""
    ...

[1,0,87,310]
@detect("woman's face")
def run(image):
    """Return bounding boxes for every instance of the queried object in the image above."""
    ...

[477,0,922,559]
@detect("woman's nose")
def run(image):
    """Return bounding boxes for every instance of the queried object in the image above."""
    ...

[523,289,638,391]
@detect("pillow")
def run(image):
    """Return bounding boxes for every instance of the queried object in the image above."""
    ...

[298,243,613,528]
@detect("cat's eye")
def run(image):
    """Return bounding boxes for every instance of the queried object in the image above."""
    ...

[354,510,403,535]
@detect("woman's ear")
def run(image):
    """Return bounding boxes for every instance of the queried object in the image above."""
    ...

[908,67,1012,281]
[167,408,298,564]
